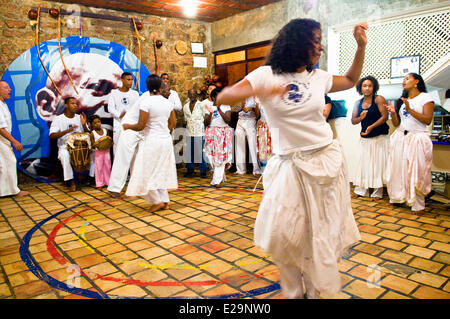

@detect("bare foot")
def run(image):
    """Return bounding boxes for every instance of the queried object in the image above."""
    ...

[15,190,29,197]
[148,202,166,213]
[108,191,122,198]
[69,183,77,192]
[163,203,170,210]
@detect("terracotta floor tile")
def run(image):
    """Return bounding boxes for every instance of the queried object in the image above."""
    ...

[216,247,249,262]
[429,242,450,254]
[349,252,383,266]
[343,279,385,299]
[380,250,414,264]
[201,240,229,253]
[404,245,437,259]
[412,286,450,299]
[408,257,444,274]
[408,271,448,288]
[380,275,419,295]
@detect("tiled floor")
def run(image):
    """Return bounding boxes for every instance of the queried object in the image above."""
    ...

[0,171,449,299]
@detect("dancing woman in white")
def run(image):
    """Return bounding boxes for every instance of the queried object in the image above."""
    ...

[351,76,389,198]
[386,73,434,212]
[124,75,178,213]
[217,19,367,299]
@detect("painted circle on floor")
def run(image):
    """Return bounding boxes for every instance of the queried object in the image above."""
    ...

[19,189,280,299]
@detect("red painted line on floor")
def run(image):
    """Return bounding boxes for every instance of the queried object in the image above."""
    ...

[47,208,90,265]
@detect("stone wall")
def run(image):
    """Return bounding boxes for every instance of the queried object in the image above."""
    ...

[0,0,214,113]
[211,1,287,53]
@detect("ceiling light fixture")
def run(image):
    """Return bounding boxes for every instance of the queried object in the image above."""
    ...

[181,0,198,18]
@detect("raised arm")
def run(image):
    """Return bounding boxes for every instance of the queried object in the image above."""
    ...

[329,23,368,93]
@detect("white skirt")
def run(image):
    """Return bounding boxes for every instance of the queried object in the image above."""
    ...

[0,140,20,196]
[126,135,178,196]
[255,140,360,294]
[387,129,432,206]
[353,134,389,189]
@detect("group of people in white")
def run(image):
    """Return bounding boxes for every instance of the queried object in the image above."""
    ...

[350,73,434,212]
[0,17,438,299]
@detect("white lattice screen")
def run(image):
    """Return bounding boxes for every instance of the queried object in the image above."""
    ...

[338,10,450,80]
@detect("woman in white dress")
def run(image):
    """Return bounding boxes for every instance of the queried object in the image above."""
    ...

[386,73,434,212]
[123,75,178,213]
[216,19,368,299]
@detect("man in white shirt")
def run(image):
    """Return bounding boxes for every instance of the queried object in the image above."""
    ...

[183,89,207,177]
[0,81,29,197]
[234,97,262,175]
[108,72,140,156]
[49,97,89,191]
[161,73,182,111]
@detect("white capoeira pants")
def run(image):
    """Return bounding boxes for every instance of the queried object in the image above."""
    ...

[107,129,143,193]
[387,130,433,211]
[211,164,226,186]
[112,123,122,157]
[58,146,75,181]
[275,261,319,299]
[235,119,261,175]
[144,189,169,204]
[0,140,20,196]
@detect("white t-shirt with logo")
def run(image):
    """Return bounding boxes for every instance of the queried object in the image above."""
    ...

[245,65,333,154]
[49,114,84,148]
[140,95,174,138]
[108,89,140,128]
[399,92,434,132]
[122,92,148,125]
[205,105,231,127]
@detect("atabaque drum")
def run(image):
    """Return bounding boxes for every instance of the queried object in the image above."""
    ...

[95,135,113,151]
[66,132,92,172]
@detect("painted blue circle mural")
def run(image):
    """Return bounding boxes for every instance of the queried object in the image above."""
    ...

[1,36,150,182]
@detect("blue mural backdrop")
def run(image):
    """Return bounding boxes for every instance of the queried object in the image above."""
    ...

[1,36,150,182]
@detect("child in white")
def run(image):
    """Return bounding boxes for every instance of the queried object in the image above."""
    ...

[235,97,262,175]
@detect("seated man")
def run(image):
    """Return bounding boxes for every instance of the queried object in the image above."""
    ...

[49,97,89,191]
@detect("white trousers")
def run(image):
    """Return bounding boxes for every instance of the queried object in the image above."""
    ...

[58,146,74,181]
[112,122,122,157]
[144,189,169,204]
[211,164,226,186]
[107,129,142,193]
[235,119,261,174]
[354,186,384,198]
[275,261,320,299]
[0,140,20,196]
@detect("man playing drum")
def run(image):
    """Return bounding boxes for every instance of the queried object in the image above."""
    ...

[49,97,89,191]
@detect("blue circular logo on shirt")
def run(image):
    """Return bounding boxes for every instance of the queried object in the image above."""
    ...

[282,80,312,106]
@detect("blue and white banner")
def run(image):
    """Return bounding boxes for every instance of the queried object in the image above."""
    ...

[1,36,151,182]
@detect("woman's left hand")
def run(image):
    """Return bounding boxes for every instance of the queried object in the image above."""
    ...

[122,124,130,130]
[360,125,373,136]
